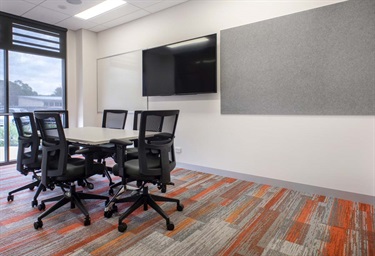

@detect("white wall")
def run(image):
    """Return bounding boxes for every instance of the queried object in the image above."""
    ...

[75,29,99,127]
[78,0,374,197]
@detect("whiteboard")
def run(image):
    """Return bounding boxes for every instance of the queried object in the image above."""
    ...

[97,50,147,112]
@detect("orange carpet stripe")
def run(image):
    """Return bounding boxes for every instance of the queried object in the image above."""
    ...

[190,180,228,201]
[220,181,254,200]
[166,186,188,197]
[316,195,326,202]
[219,209,278,255]
[322,226,347,256]
[296,200,317,223]
[189,202,217,220]
[221,198,232,206]
[285,221,310,244]
[167,217,195,237]
[91,232,133,256]
[178,172,199,181]
[359,202,374,254]
[57,222,82,235]
[0,209,39,226]
[360,202,374,232]
[285,200,317,244]
[0,229,54,253]
[254,184,271,198]
[224,177,237,183]
[53,226,115,256]
[263,188,287,210]
[225,197,257,223]
[336,199,354,229]
[218,219,256,255]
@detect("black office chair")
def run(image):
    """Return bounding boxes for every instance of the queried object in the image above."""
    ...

[126,110,144,160]
[92,109,128,187]
[8,112,42,207]
[33,112,109,229]
[107,110,162,195]
[104,110,184,232]
[34,109,69,128]
[34,110,78,156]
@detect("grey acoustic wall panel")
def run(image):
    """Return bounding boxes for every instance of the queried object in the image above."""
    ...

[221,0,375,115]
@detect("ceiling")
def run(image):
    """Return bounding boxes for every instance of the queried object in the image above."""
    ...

[0,0,190,32]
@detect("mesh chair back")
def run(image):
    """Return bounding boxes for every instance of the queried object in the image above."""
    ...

[34,110,69,128]
[137,110,179,182]
[102,110,128,129]
[132,110,162,148]
[35,112,68,185]
[13,112,40,172]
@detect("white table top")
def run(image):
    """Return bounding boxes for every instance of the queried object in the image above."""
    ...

[63,126,142,145]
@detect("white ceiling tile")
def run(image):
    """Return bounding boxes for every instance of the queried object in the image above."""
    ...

[145,0,188,13]
[1,0,192,32]
[101,9,149,28]
[127,0,162,9]
[40,0,103,16]
[87,3,140,24]
[89,24,111,33]
[23,0,45,4]
[57,17,99,31]
[23,5,70,25]
[0,0,35,16]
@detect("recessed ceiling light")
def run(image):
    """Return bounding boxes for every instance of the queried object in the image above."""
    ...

[75,0,126,20]
[67,0,82,4]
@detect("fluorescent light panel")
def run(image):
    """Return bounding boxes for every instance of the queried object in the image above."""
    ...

[167,37,209,48]
[75,0,126,20]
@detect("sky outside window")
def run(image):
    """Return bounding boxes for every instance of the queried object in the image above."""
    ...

[9,51,62,96]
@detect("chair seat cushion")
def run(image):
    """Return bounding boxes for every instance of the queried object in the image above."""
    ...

[126,147,138,160]
[112,155,161,180]
[54,158,86,181]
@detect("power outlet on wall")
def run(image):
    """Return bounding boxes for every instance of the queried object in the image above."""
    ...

[175,147,182,153]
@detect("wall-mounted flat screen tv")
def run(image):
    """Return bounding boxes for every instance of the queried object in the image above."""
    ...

[142,34,217,96]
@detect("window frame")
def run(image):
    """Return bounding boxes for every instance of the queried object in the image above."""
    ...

[0,11,67,165]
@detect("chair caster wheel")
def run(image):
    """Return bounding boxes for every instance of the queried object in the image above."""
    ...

[87,182,94,190]
[29,186,34,191]
[79,180,86,187]
[118,222,127,232]
[166,222,174,231]
[84,217,91,226]
[177,203,184,211]
[112,205,118,212]
[34,220,43,229]
[38,202,45,211]
[109,188,114,196]
[7,195,14,202]
[31,200,38,207]
[104,210,113,218]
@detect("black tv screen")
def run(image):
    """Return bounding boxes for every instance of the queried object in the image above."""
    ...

[142,34,217,96]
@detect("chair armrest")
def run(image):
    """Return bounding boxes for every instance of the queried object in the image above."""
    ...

[109,139,133,165]
[75,147,103,155]
[109,139,133,146]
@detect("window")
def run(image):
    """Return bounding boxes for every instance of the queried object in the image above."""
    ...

[12,23,61,53]
[0,11,67,164]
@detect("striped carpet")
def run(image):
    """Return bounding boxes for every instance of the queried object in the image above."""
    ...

[0,164,374,256]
